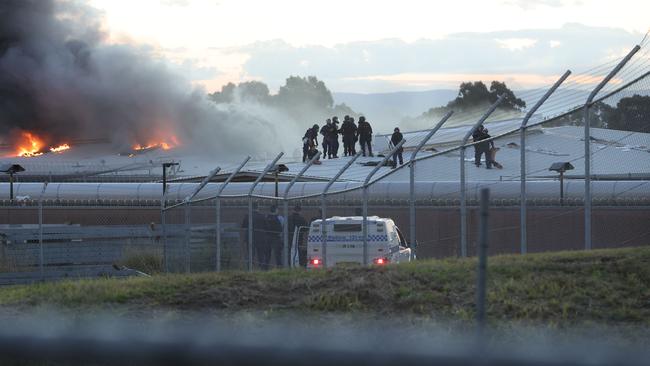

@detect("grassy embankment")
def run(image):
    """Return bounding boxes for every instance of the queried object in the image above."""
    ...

[0,247,648,326]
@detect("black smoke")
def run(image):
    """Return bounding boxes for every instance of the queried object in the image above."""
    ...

[0,0,280,156]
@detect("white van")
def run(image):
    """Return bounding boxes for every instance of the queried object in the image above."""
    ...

[305,216,412,268]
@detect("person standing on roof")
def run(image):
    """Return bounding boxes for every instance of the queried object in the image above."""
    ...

[341,115,358,157]
[320,119,331,159]
[390,127,404,168]
[472,125,484,167]
[357,116,373,157]
[472,125,493,169]
[327,116,341,158]
[302,124,319,163]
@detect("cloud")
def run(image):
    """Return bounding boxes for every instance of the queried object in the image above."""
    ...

[160,0,191,7]
[503,0,582,10]
[239,24,641,92]
[495,38,538,51]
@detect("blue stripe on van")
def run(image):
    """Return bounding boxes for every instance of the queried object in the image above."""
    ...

[308,235,388,242]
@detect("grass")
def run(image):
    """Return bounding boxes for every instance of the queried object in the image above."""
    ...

[0,247,649,327]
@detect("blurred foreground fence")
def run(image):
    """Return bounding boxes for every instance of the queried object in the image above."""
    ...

[1,40,650,281]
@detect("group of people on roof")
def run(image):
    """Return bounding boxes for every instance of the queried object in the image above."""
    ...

[301,116,407,168]
[302,115,374,163]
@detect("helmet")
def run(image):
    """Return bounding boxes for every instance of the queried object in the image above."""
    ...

[394,127,400,132]
[313,124,318,129]
[359,116,366,122]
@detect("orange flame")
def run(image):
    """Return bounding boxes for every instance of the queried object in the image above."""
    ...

[50,144,71,153]
[133,136,179,151]
[17,132,45,157]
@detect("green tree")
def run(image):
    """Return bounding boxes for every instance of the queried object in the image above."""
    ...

[608,94,650,132]
[489,81,526,111]
[237,81,271,104]
[448,81,491,111]
[275,76,334,110]
[408,80,526,128]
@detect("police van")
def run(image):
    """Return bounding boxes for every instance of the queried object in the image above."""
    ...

[305,216,412,268]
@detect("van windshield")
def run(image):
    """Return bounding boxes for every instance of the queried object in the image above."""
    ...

[333,224,362,232]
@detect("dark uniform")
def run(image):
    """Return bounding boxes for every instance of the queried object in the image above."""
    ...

[472,125,494,169]
[266,206,283,269]
[357,116,373,157]
[302,124,319,162]
[341,116,358,156]
[287,206,308,267]
[390,128,404,167]
[241,204,269,270]
[320,120,330,158]
[327,117,341,158]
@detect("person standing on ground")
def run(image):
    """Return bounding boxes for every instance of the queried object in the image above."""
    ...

[390,127,404,168]
[266,205,284,269]
[357,116,373,157]
[241,202,269,270]
[288,205,308,267]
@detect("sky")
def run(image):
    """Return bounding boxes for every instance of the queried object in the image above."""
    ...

[89,0,649,93]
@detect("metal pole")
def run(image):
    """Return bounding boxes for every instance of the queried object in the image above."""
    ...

[248,198,253,271]
[584,45,640,251]
[560,171,564,206]
[460,95,504,257]
[9,172,14,202]
[476,188,490,336]
[215,157,251,272]
[162,166,167,195]
[283,152,321,268]
[247,152,284,271]
[520,70,571,255]
[38,182,48,280]
[321,152,362,268]
[409,111,453,260]
[161,189,168,273]
[363,140,407,265]
[178,166,223,274]
[184,201,191,273]
[215,198,221,272]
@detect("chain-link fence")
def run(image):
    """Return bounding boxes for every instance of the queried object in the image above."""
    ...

[1,41,650,280]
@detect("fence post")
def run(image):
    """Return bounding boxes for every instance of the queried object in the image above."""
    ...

[460,95,504,257]
[161,189,168,273]
[183,167,222,273]
[476,188,490,337]
[363,140,406,265]
[584,45,640,250]
[520,70,571,255]
[283,152,321,268]
[184,201,191,273]
[321,152,362,267]
[38,182,48,280]
[247,153,284,271]
[215,157,250,272]
[409,111,453,259]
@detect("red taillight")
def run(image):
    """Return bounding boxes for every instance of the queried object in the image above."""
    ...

[310,258,321,266]
[373,257,388,265]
